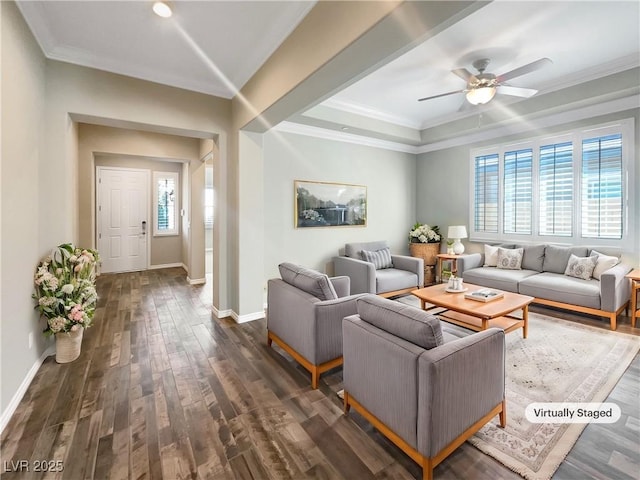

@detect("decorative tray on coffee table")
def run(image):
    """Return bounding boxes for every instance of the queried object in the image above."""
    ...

[445,287,468,293]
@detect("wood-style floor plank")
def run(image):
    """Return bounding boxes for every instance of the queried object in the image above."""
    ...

[1,267,638,480]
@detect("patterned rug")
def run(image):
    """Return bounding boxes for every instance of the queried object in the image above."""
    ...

[396,295,640,480]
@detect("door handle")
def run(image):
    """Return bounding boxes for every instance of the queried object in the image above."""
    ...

[141,220,147,235]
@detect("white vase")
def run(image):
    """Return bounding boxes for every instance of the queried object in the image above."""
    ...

[55,327,84,363]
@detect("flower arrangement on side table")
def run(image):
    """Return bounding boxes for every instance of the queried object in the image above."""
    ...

[408,223,442,286]
[409,223,441,244]
[33,243,100,362]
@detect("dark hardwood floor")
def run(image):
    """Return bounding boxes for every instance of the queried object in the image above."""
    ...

[1,268,638,479]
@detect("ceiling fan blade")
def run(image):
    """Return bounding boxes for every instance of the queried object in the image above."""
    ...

[418,89,465,102]
[497,85,538,98]
[452,68,475,82]
[497,57,552,83]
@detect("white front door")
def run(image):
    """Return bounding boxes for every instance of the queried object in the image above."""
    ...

[97,167,149,273]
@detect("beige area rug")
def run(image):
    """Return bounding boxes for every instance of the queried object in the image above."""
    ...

[395,294,640,480]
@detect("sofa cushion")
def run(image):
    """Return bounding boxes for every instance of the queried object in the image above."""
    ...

[484,244,500,267]
[375,268,418,294]
[543,245,589,274]
[590,250,620,280]
[278,262,338,301]
[361,247,394,269]
[497,247,524,270]
[564,254,597,280]
[520,244,546,272]
[356,295,443,350]
[463,267,538,293]
[345,241,388,258]
[519,272,601,309]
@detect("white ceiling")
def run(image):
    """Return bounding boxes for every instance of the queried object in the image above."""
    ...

[325,1,640,130]
[16,1,640,138]
[17,0,316,98]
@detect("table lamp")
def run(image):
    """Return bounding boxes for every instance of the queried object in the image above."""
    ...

[447,225,468,255]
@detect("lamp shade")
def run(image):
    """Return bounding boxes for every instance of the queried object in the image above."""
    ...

[466,86,496,105]
[447,225,468,239]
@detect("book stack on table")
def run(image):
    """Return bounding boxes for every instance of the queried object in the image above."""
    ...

[464,289,504,302]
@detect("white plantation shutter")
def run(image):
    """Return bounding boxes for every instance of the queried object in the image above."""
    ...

[581,134,623,239]
[539,142,573,236]
[503,148,533,234]
[474,154,499,233]
[205,188,214,227]
[154,172,178,236]
[470,120,630,246]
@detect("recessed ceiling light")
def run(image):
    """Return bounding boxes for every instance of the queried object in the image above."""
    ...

[153,1,172,18]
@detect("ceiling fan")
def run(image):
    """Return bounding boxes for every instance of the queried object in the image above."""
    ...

[418,57,552,105]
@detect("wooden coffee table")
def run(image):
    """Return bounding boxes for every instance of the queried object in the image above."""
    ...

[412,283,534,338]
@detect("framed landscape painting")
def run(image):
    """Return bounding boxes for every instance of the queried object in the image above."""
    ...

[295,180,367,228]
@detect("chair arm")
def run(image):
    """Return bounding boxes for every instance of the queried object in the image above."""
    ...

[329,275,351,297]
[313,294,366,364]
[333,256,376,294]
[417,328,505,457]
[600,263,633,312]
[458,253,483,275]
[391,255,424,285]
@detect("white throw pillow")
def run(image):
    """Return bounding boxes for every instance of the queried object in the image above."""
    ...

[484,244,499,267]
[497,247,523,270]
[590,250,620,280]
[564,254,597,280]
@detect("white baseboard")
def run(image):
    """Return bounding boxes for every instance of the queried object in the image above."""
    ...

[0,346,55,434]
[187,277,206,285]
[148,263,185,270]
[213,306,234,319]
[232,310,266,324]
[212,306,265,323]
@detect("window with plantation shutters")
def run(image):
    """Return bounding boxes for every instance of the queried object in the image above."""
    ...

[474,154,499,233]
[539,142,573,236]
[503,148,533,234]
[153,172,179,236]
[470,119,631,247]
[581,134,623,239]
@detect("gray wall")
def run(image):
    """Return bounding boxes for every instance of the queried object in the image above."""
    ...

[1,1,49,418]
[263,131,417,283]
[416,109,640,264]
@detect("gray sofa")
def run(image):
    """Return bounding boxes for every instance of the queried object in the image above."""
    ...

[267,262,365,388]
[458,244,632,330]
[333,240,424,297]
[343,295,505,480]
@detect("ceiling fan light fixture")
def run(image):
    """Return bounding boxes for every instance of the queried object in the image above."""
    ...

[153,1,172,18]
[466,86,496,105]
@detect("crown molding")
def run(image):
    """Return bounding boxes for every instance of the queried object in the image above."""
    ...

[273,122,420,154]
[276,94,638,155]
[321,98,422,130]
[415,94,639,154]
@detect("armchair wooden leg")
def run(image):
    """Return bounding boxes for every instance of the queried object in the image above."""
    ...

[267,333,273,347]
[499,399,507,428]
[311,366,319,390]
[422,458,434,480]
[343,391,350,414]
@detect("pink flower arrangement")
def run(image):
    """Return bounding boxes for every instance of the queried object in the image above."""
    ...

[33,243,100,336]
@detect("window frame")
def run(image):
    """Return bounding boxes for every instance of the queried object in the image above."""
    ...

[153,171,179,237]
[469,119,633,249]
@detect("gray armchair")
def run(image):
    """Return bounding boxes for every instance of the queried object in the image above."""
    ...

[333,241,423,297]
[342,295,506,480]
[267,262,365,389]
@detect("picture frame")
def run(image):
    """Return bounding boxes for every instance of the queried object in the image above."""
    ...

[294,180,367,228]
